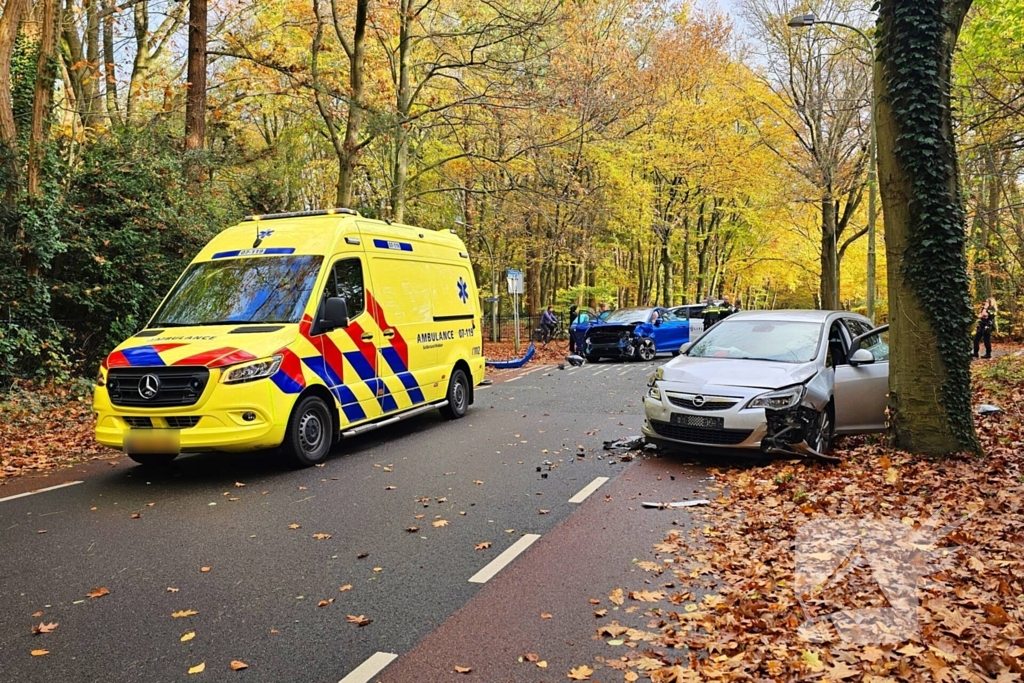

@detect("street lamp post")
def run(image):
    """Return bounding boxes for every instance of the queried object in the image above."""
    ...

[455,218,499,342]
[788,12,878,321]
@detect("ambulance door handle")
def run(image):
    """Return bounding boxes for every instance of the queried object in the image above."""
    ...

[382,329,395,338]
[361,333,374,342]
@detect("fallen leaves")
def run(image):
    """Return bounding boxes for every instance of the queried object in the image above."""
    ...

[475,541,491,550]
[432,519,449,528]
[31,649,49,657]
[317,598,334,607]
[31,622,58,635]
[230,660,248,671]
[287,524,301,530]
[180,632,195,642]
[608,588,624,606]
[339,585,353,592]
[454,665,472,674]
[188,662,205,674]
[346,614,371,627]
[628,589,664,602]
[166,587,179,593]
[200,566,211,573]
[567,665,594,680]
[312,533,332,540]
[172,610,199,618]
[86,587,110,599]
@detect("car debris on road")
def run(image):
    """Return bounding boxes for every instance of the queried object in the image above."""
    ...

[641,499,710,509]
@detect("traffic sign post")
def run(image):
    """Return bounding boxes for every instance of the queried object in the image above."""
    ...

[507,270,524,352]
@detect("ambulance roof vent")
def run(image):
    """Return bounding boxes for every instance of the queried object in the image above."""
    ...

[244,208,359,221]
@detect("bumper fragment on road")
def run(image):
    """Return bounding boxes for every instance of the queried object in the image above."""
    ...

[568,477,609,504]
[468,533,541,584]
[0,480,83,503]
[338,652,398,683]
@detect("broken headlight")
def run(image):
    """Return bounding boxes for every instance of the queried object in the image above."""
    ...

[746,385,805,410]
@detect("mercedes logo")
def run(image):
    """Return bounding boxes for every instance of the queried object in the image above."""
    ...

[691,395,706,407]
[138,374,161,400]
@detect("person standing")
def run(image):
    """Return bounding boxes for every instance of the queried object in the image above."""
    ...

[567,304,579,354]
[720,295,735,319]
[973,310,994,359]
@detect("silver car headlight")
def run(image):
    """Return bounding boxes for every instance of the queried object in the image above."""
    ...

[746,385,805,410]
[221,355,283,384]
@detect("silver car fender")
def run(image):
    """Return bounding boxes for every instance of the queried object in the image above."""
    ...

[802,367,834,412]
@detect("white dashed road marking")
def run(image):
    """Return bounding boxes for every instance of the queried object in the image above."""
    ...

[568,477,609,504]
[468,534,542,584]
[338,652,398,683]
[0,481,84,504]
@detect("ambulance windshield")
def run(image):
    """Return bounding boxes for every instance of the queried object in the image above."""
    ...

[152,256,324,327]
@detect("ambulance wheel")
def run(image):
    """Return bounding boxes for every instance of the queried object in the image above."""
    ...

[127,453,178,466]
[439,369,469,420]
[283,395,333,467]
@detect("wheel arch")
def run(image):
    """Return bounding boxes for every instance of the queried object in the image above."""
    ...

[453,359,474,405]
[294,384,340,442]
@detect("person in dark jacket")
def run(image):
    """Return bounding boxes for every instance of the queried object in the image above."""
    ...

[567,304,579,353]
[973,310,994,359]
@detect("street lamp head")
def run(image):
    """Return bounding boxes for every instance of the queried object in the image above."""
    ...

[787,12,817,28]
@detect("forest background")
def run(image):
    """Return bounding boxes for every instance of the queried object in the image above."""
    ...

[0,0,1021,381]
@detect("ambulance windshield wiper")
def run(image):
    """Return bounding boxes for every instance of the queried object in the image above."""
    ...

[155,321,243,327]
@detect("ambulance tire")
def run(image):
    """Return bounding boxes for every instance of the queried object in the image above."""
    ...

[439,369,470,420]
[283,395,333,467]
[127,453,178,467]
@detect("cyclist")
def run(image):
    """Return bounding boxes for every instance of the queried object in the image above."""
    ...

[540,305,558,342]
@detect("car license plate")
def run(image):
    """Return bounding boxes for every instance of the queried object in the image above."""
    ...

[123,429,180,455]
[670,413,723,429]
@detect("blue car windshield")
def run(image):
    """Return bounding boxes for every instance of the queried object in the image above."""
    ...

[687,320,822,363]
[603,308,653,324]
[152,256,324,326]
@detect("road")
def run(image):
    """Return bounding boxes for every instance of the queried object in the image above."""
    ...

[0,358,716,682]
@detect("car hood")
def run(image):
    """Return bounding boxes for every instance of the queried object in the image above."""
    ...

[105,324,299,369]
[659,356,818,390]
[587,323,637,335]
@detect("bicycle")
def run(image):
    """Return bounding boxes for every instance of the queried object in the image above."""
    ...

[532,317,565,345]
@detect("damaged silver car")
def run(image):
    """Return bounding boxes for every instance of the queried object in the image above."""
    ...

[641,310,888,458]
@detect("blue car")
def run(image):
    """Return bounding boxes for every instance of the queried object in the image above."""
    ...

[569,308,612,352]
[583,307,690,362]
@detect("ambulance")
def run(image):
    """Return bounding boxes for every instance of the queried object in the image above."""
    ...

[93,209,486,467]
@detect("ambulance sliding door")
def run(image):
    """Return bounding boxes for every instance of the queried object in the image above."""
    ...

[320,256,383,424]
[366,257,437,411]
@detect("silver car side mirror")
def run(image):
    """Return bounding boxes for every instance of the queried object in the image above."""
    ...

[849,348,874,366]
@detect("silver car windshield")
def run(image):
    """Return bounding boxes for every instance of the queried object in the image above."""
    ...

[687,320,822,363]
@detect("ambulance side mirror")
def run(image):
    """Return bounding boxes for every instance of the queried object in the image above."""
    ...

[321,297,349,333]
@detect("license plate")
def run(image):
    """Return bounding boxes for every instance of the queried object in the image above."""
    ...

[670,413,723,429]
[123,429,180,455]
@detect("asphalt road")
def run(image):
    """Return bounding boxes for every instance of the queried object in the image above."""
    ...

[0,357,694,682]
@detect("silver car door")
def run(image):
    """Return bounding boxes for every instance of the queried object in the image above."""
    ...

[834,320,888,433]
[847,323,890,432]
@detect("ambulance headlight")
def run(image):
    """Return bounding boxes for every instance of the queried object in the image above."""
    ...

[222,355,283,384]
[96,366,106,387]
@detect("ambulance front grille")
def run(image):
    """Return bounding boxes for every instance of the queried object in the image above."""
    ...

[107,367,210,407]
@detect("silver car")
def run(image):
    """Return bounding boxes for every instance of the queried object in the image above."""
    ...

[642,310,889,456]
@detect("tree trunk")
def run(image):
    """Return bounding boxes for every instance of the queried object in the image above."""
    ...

[27,0,59,198]
[335,0,367,208]
[127,0,149,121]
[877,0,977,455]
[389,0,412,222]
[660,238,672,307]
[184,0,207,160]
[0,0,31,150]
[101,0,119,126]
[820,193,838,309]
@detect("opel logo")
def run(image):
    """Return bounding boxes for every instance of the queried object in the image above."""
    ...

[139,374,161,400]
[691,395,706,407]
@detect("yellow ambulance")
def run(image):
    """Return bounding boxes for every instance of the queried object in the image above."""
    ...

[93,209,485,467]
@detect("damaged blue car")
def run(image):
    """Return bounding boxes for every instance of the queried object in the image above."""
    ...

[583,307,690,362]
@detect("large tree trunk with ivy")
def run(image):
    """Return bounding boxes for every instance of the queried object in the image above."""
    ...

[876,0,977,455]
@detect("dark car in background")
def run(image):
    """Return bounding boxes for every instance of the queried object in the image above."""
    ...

[583,307,690,362]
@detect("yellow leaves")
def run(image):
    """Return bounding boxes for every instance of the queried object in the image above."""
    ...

[31,649,49,656]
[172,610,199,618]
[884,467,900,484]
[288,523,301,530]
[624,671,639,682]
[635,561,661,572]
[181,632,195,642]
[317,598,335,607]
[188,662,206,674]
[801,650,824,672]
[541,613,553,620]
[347,614,371,626]
[312,533,332,540]
[31,622,58,635]
[475,541,491,550]
[432,519,449,528]
[609,588,625,605]
[597,622,628,638]
[454,665,472,673]
[824,661,860,680]
[200,566,211,573]
[230,661,248,671]
[567,665,594,680]
[339,584,353,593]
[86,587,110,599]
